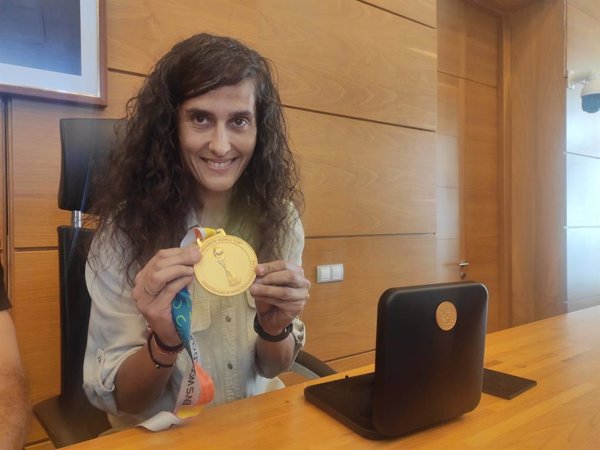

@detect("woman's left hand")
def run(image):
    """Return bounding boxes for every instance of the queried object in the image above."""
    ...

[249,260,310,336]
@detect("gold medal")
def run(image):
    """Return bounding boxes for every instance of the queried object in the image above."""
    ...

[194,229,257,296]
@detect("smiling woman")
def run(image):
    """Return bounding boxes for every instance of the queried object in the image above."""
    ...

[82,33,309,430]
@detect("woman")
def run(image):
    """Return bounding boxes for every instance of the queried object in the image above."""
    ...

[83,33,310,428]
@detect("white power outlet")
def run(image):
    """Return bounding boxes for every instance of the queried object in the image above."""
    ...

[316,264,344,283]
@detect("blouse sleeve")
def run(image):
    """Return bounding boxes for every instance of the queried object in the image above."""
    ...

[280,209,307,360]
[82,236,147,418]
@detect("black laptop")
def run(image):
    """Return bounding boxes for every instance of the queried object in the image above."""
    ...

[304,281,488,440]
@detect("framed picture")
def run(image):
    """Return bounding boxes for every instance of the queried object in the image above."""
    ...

[0,0,107,106]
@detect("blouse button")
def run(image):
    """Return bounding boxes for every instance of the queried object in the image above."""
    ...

[225,316,232,323]
[227,362,233,370]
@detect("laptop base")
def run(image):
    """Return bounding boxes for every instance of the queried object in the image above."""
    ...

[304,373,383,440]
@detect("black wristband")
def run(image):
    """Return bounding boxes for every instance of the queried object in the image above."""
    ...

[253,314,293,342]
[152,330,184,354]
[147,332,177,369]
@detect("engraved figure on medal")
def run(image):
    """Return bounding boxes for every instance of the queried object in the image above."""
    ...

[213,246,242,286]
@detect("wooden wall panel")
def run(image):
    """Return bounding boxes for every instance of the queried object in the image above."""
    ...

[437,187,459,240]
[509,0,566,324]
[361,0,437,27]
[464,81,500,331]
[437,135,459,188]
[465,81,498,142]
[258,0,437,129]
[10,72,143,249]
[467,0,540,14]
[569,0,600,21]
[438,73,464,137]
[438,0,499,87]
[436,66,464,285]
[302,235,436,361]
[11,251,60,443]
[437,2,502,329]
[289,109,436,237]
[437,237,461,281]
[107,0,258,76]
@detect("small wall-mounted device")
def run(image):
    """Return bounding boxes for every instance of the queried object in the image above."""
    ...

[567,70,600,113]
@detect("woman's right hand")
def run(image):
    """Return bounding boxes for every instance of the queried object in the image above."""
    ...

[132,245,201,346]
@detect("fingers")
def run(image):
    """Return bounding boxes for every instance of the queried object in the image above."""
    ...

[256,260,296,277]
[141,246,201,294]
[254,261,311,289]
[250,260,311,314]
[132,246,201,345]
[133,246,199,311]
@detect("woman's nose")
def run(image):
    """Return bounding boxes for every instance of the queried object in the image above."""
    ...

[208,124,231,155]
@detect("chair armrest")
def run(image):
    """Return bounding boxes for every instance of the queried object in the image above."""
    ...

[291,350,336,379]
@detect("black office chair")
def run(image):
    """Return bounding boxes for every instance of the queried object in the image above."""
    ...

[33,119,124,448]
[33,118,334,448]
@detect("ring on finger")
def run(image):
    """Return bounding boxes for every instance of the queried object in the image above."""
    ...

[144,284,160,296]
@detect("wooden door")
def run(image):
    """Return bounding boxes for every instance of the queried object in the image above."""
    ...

[437,0,503,332]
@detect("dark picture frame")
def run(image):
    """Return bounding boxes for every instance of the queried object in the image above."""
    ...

[0,0,107,106]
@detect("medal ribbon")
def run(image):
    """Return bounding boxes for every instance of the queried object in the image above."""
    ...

[172,227,219,418]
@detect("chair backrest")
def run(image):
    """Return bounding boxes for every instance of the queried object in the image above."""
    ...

[57,118,125,400]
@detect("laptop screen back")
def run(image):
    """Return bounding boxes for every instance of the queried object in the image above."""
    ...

[372,282,488,436]
[304,281,488,439]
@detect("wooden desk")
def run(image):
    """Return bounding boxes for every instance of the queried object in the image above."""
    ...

[66,306,600,449]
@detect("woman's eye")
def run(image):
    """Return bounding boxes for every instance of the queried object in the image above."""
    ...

[192,114,208,125]
[232,117,249,128]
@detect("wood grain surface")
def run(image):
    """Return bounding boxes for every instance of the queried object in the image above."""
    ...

[360,0,436,27]
[302,234,436,361]
[64,307,600,449]
[258,0,437,129]
[289,108,436,237]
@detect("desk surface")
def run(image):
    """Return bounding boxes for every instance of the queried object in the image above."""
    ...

[66,306,600,449]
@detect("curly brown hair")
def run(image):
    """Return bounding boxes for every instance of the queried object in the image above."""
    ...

[90,33,303,284]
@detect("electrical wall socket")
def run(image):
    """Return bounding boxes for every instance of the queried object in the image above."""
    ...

[316,264,344,283]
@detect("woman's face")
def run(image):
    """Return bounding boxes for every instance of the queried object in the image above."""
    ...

[178,78,257,200]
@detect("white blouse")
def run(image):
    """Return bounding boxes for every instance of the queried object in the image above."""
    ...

[83,217,306,428]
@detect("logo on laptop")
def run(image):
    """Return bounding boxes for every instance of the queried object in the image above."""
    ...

[435,301,457,331]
